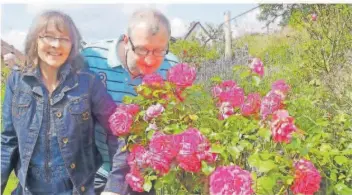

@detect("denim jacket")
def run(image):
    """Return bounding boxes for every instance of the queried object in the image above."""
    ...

[1,63,129,195]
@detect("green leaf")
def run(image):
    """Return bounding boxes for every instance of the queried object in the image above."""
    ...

[199,127,211,135]
[258,160,277,173]
[258,128,271,141]
[147,130,155,140]
[210,76,222,83]
[240,70,251,79]
[334,155,349,165]
[211,144,224,154]
[334,183,352,195]
[248,153,260,168]
[252,75,261,86]
[257,176,276,194]
[143,178,152,192]
[228,146,241,160]
[260,151,273,160]
[160,170,176,184]
[286,177,294,185]
[201,161,215,176]
[149,175,158,181]
[331,170,338,182]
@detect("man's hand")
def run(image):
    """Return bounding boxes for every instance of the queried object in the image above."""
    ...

[101,192,121,195]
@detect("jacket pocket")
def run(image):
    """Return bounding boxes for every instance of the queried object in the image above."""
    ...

[12,92,32,119]
[68,96,90,124]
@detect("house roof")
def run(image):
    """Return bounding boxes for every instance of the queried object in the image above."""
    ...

[183,21,213,40]
[1,39,25,65]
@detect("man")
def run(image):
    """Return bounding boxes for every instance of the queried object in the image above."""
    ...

[81,8,178,195]
[3,52,19,70]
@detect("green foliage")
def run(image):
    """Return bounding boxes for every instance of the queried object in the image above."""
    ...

[289,4,352,74]
[169,39,220,68]
[288,5,352,113]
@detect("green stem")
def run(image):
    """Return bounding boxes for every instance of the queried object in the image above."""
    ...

[277,185,286,195]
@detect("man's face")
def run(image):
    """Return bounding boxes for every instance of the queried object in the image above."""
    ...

[125,22,169,76]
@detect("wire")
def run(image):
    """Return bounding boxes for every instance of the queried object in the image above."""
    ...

[217,5,261,29]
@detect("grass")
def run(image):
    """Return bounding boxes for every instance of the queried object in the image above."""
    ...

[3,172,18,195]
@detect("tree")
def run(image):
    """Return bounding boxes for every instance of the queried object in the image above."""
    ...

[257,4,312,28]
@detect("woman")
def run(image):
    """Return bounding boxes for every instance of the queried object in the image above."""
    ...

[1,10,128,195]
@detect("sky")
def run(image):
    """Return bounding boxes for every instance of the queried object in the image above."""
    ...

[1,3,280,52]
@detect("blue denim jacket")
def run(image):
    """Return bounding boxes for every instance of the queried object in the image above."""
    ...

[1,62,129,195]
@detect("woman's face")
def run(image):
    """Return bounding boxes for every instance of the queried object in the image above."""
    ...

[37,19,72,69]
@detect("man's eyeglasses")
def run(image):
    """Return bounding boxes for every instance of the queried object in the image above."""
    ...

[39,35,71,45]
[129,37,168,57]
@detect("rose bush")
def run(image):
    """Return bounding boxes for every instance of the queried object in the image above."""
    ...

[108,61,350,195]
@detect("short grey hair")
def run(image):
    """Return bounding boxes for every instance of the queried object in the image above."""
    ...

[23,10,83,71]
[127,8,171,38]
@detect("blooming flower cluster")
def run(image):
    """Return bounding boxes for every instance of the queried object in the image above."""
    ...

[209,165,254,195]
[249,57,264,77]
[260,79,291,120]
[125,128,217,191]
[270,109,297,143]
[291,159,322,195]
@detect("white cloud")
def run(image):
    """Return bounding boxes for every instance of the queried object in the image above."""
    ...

[2,30,27,52]
[119,3,169,16]
[170,17,188,38]
[26,4,87,15]
[229,9,281,38]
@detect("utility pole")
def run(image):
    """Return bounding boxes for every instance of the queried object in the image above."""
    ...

[224,11,232,60]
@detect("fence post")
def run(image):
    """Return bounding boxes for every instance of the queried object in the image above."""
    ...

[224,11,232,60]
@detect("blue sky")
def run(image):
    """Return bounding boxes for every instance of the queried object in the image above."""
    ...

[1,3,276,52]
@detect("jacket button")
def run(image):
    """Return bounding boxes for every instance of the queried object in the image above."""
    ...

[80,186,85,192]
[70,163,76,169]
[63,138,68,144]
[56,112,62,118]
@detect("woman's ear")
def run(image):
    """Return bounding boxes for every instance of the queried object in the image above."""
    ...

[123,35,129,44]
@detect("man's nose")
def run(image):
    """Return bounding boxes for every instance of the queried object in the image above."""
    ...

[144,55,157,66]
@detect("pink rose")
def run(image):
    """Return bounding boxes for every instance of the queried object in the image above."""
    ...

[211,85,222,98]
[219,86,245,108]
[117,104,140,116]
[249,58,264,77]
[271,80,290,100]
[220,80,237,90]
[146,123,158,132]
[177,154,202,173]
[167,63,196,88]
[270,110,297,143]
[175,128,216,172]
[241,93,261,116]
[149,132,179,161]
[209,165,254,195]
[148,152,173,175]
[311,13,317,21]
[127,144,150,171]
[109,108,133,136]
[260,91,284,120]
[142,73,165,88]
[219,102,234,120]
[144,103,165,121]
[291,159,321,195]
[126,170,145,192]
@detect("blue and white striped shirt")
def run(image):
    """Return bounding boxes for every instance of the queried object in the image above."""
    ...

[81,37,178,177]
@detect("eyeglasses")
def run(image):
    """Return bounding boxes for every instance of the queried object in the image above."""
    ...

[129,37,169,57]
[39,35,71,45]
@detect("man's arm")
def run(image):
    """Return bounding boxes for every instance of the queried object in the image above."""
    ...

[90,73,129,195]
